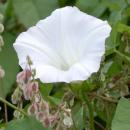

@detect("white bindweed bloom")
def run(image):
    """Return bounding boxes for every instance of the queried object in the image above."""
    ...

[14,6,111,83]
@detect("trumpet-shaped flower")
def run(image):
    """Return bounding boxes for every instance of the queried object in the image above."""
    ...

[14,6,111,83]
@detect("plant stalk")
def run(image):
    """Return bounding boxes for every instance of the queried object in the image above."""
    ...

[81,91,95,130]
[0,97,28,117]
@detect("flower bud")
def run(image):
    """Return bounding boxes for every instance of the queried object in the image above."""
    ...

[23,81,39,100]
[14,110,23,119]
[28,103,39,115]
[32,69,36,77]
[0,23,4,33]
[63,113,73,128]
[41,115,57,128]
[0,36,4,47]
[11,88,22,104]
[23,86,32,100]
[17,69,32,85]
[43,117,51,128]
[34,94,41,103]
[36,112,46,122]
[0,66,5,79]
[39,101,49,115]
[48,114,58,125]
[31,81,39,93]
[26,56,33,65]
[11,94,18,104]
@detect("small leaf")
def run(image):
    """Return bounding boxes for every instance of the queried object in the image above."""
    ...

[115,50,130,67]
[117,23,130,34]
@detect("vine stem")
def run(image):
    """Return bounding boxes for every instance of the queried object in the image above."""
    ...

[0,97,28,117]
[81,91,95,130]
[4,103,8,123]
[97,95,118,103]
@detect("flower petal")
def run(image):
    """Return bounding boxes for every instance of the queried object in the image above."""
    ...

[14,6,111,83]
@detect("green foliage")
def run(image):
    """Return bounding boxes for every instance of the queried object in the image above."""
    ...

[58,0,76,7]
[117,23,130,34]
[72,104,84,130]
[0,32,19,97]
[112,98,130,130]
[0,0,130,130]
[5,116,52,130]
[12,0,59,27]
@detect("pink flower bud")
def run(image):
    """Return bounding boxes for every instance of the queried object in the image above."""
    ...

[34,94,41,103]
[39,101,49,115]
[48,114,58,125]
[43,117,51,128]
[28,102,39,115]
[17,69,32,85]
[31,81,39,93]
[42,115,57,128]
[23,86,31,100]
[23,81,39,100]
[36,112,46,122]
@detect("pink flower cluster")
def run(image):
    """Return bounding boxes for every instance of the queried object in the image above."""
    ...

[12,64,73,128]
[28,101,57,127]
[16,69,39,100]
[13,68,57,128]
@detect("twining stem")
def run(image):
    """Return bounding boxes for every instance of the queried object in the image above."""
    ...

[71,115,78,130]
[97,95,118,103]
[0,97,28,117]
[94,120,105,130]
[81,91,95,130]
[4,103,8,123]
[0,79,8,122]
[86,97,94,130]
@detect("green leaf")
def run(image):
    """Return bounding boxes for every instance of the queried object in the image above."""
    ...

[58,0,76,7]
[5,116,52,130]
[115,50,130,67]
[91,2,107,17]
[95,99,116,129]
[48,96,61,105]
[109,11,122,23]
[0,32,19,98]
[40,83,53,97]
[13,0,58,27]
[105,24,120,55]
[72,104,84,130]
[76,0,99,13]
[112,98,130,130]
[117,23,130,34]
[106,61,122,77]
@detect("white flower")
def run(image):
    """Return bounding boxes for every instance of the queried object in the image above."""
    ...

[14,6,111,83]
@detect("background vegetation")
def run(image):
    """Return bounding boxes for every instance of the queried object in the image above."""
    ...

[0,0,130,130]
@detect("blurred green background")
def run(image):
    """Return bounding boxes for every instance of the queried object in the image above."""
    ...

[0,0,130,130]
[0,0,130,97]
